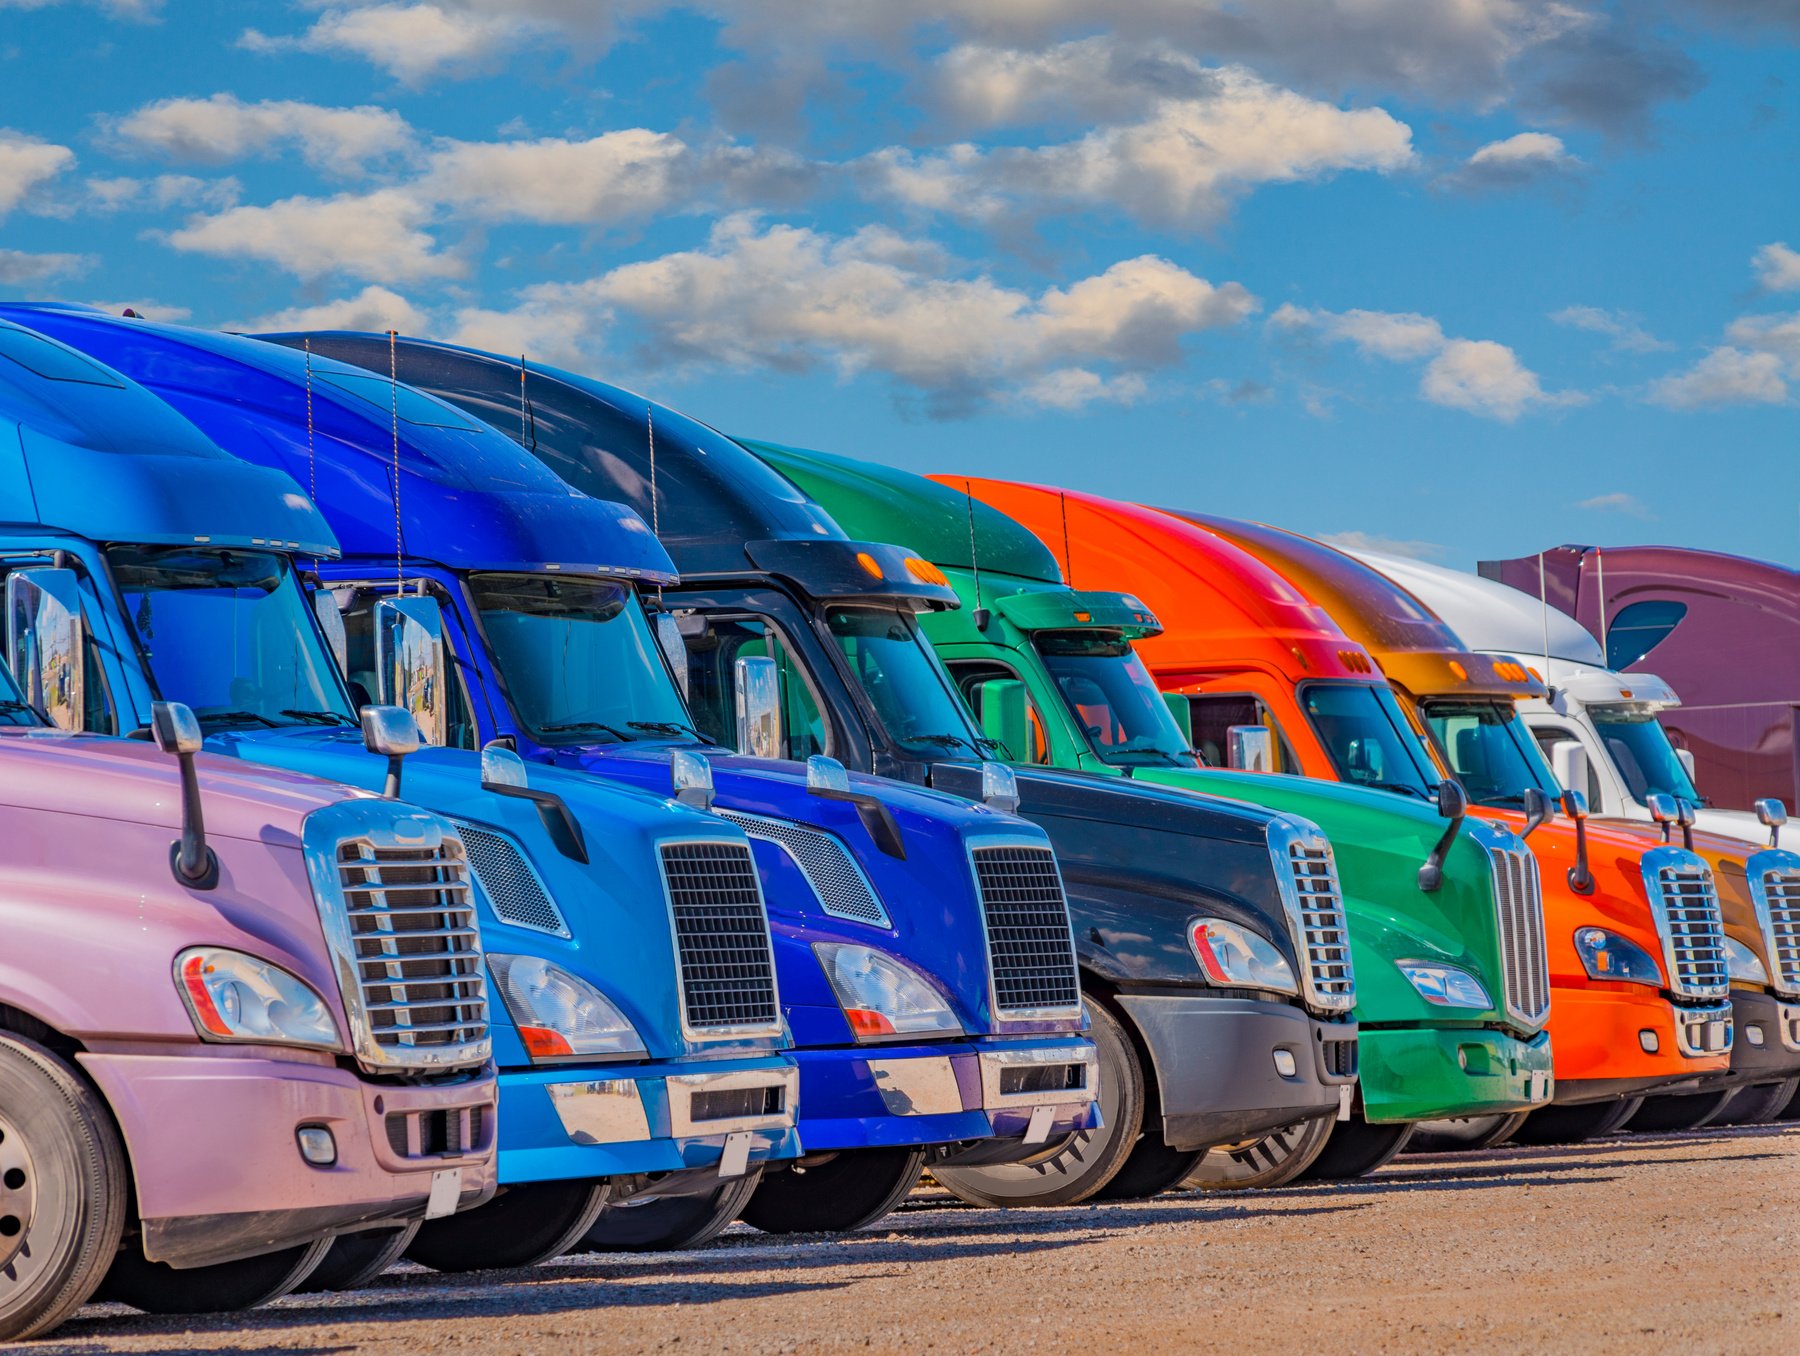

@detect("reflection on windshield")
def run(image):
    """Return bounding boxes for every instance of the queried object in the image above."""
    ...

[472,573,693,746]
[1592,707,1702,805]
[1421,700,1556,808]
[1301,682,1437,798]
[108,547,354,731]
[0,653,37,726]
[1036,632,1195,768]
[826,607,989,760]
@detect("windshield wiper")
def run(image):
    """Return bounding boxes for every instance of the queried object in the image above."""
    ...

[538,720,631,743]
[627,719,717,745]
[905,731,992,756]
[1358,780,1431,800]
[196,710,282,729]
[280,708,357,727]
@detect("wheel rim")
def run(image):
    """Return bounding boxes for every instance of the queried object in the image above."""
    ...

[0,1111,40,1282]
[1186,1120,1315,1187]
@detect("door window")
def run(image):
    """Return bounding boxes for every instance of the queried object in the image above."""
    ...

[946,659,1051,764]
[1185,693,1299,773]
[672,612,826,760]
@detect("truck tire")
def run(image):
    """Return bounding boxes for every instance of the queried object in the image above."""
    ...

[1406,1112,1531,1154]
[1296,1118,1414,1180]
[1183,1116,1335,1191]
[406,1180,609,1272]
[1713,1078,1800,1127]
[1511,1097,1642,1145]
[298,1221,420,1292]
[739,1149,925,1234]
[101,1238,331,1313]
[581,1169,762,1251]
[1625,1089,1733,1134]
[1091,1131,1206,1201]
[0,1034,128,1344]
[1778,1080,1800,1121]
[933,998,1142,1208]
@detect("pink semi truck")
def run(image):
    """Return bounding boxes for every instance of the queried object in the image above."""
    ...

[0,688,498,1340]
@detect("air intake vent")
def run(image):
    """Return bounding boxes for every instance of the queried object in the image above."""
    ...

[1643,847,1729,1002]
[659,839,783,1038]
[1486,840,1551,1029]
[1270,822,1356,1015]
[716,809,890,928]
[970,841,1082,1020]
[455,821,569,937]
[1749,851,1800,998]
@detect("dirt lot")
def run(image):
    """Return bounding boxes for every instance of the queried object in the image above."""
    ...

[29,1124,1800,1356]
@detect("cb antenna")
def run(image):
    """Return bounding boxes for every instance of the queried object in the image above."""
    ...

[1058,490,1074,586]
[1594,547,1608,669]
[646,400,659,536]
[963,480,988,630]
[1538,551,1554,701]
[302,338,317,507]
[519,356,538,453]
[388,329,402,593]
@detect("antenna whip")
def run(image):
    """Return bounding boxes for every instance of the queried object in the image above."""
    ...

[303,338,316,508]
[647,401,659,535]
[389,329,402,593]
[519,357,528,448]
[1538,551,1551,686]
[963,480,982,611]
[1594,547,1607,667]
[1058,490,1074,586]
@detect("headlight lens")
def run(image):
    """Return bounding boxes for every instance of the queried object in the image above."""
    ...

[814,942,963,1040]
[1397,961,1492,1009]
[175,948,341,1051]
[1723,936,1768,985]
[1189,919,1298,996]
[1574,928,1663,986]
[490,954,646,1061]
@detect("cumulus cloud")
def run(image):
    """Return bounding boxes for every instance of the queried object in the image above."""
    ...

[241,3,523,84]
[1320,530,1446,561]
[1754,242,1800,292]
[0,131,75,219]
[1271,304,1444,360]
[229,285,431,335]
[84,173,240,213]
[930,37,1221,128]
[1448,131,1582,191]
[111,95,414,177]
[164,189,459,282]
[0,248,89,284]
[1649,346,1787,408]
[1550,304,1670,353]
[1576,491,1655,518]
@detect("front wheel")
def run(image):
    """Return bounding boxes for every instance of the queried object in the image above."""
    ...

[934,998,1142,1208]
[1713,1078,1800,1127]
[0,1034,129,1343]
[1184,1117,1335,1191]
[1296,1118,1414,1181]
[100,1239,331,1314]
[1406,1112,1531,1154]
[1091,1131,1206,1201]
[406,1180,609,1273]
[299,1221,420,1292]
[582,1169,762,1251]
[1511,1097,1642,1145]
[740,1149,925,1234]
[1626,1089,1733,1134]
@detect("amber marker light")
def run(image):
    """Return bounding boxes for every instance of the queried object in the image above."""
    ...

[855,551,884,579]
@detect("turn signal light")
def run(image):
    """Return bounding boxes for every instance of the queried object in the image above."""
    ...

[903,556,948,587]
[844,1007,898,1037]
[855,552,884,580]
[518,1025,577,1058]
[1448,660,1469,681]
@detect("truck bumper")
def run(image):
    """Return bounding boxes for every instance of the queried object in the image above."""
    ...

[1115,993,1358,1151]
[1670,992,1800,1094]
[794,1036,1098,1158]
[497,1054,801,1185]
[1358,1025,1555,1123]
[1545,987,1731,1104]
[79,1051,497,1270]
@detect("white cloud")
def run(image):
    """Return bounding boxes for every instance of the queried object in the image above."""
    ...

[241,3,522,84]
[0,0,158,15]
[1550,304,1670,353]
[1649,346,1788,408]
[84,173,240,213]
[1450,130,1581,189]
[164,189,458,282]
[0,131,75,219]
[1575,491,1654,519]
[1271,304,1444,360]
[1727,311,1800,366]
[0,248,89,284]
[1753,242,1800,293]
[930,37,1220,127]
[229,285,431,335]
[111,95,414,177]
[1013,368,1148,411]
[1320,530,1447,560]
[419,130,688,224]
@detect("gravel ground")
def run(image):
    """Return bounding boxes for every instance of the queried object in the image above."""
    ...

[29,1124,1800,1356]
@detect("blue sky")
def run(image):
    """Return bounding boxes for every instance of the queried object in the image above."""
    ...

[0,0,1795,568]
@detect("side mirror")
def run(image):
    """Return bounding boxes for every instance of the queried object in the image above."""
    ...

[480,741,530,789]
[1161,692,1193,747]
[1549,739,1589,800]
[482,737,590,863]
[1646,791,1678,843]
[734,655,782,759]
[654,612,690,701]
[1560,790,1594,893]
[152,700,217,889]
[1674,796,1696,850]
[980,762,1021,815]
[313,589,349,674]
[1755,797,1787,848]
[1675,746,1697,785]
[1520,786,1554,839]
[1227,725,1273,773]
[976,679,1031,764]
[5,567,85,731]
[361,704,421,799]
[375,596,448,747]
[805,754,850,794]
[1419,779,1469,893]
[671,747,715,810]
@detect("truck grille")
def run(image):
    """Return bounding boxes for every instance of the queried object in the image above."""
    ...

[970,842,1082,1020]
[454,821,569,937]
[716,810,890,928]
[1274,833,1356,1014]
[385,1105,488,1158]
[1487,842,1551,1029]
[659,840,782,1037]
[336,837,490,1069]
[1747,852,1800,997]
[1643,848,1729,1001]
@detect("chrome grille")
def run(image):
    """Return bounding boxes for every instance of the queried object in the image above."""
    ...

[1486,841,1551,1029]
[970,841,1082,1020]
[1747,850,1800,998]
[716,809,890,928]
[659,840,782,1037]
[454,820,569,938]
[1270,823,1356,1014]
[334,834,489,1071]
[1642,847,1729,1001]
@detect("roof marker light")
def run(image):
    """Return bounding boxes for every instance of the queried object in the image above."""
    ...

[855,551,884,580]
[1448,660,1469,681]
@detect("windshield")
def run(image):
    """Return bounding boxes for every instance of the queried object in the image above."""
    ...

[1420,699,1557,808]
[0,655,38,726]
[1591,706,1702,805]
[1301,682,1439,798]
[107,547,355,732]
[825,607,990,760]
[470,573,695,746]
[1035,631,1196,768]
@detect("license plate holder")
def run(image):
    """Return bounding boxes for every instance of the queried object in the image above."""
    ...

[1023,1104,1057,1145]
[718,1131,753,1179]
[1337,1084,1353,1121]
[425,1168,462,1220]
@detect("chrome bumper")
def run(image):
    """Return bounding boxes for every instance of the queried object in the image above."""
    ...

[547,1064,800,1145]
[1673,1002,1734,1058]
[977,1040,1098,1112]
[867,1055,965,1117]
[1776,999,1800,1053]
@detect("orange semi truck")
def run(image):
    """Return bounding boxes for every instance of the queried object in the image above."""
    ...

[948,480,1734,1144]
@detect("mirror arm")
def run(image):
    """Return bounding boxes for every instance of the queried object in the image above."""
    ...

[1567,815,1594,894]
[1417,816,1461,893]
[481,780,590,864]
[170,747,219,889]
[382,755,405,800]
[1520,794,1549,840]
[811,786,907,860]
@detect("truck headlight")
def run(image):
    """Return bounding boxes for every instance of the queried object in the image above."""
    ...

[175,948,342,1051]
[1397,961,1492,1009]
[1723,937,1768,985]
[491,954,647,1061]
[1188,919,1298,996]
[1574,928,1663,986]
[814,942,963,1040]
